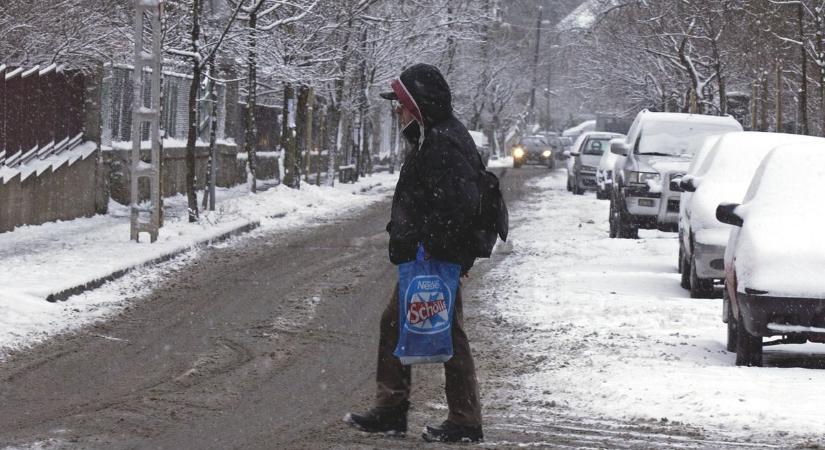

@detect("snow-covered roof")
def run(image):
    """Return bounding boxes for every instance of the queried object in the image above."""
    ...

[640,111,741,128]
[689,132,825,242]
[562,120,596,137]
[557,0,599,31]
[732,143,825,298]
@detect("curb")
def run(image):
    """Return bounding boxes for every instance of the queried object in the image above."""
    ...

[45,220,261,303]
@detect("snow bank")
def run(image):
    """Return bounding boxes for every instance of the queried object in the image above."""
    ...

[487,156,513,169]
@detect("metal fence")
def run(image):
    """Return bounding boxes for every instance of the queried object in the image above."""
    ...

[0,65,85,166]
[101,65,228,148]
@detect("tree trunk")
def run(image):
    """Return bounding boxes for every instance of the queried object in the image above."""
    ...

[817,10,825,136]
[184,0,202,222]
[282,82,299,188]
[244,10,259,193]
[776,60,783,133]
[799,3,809,135]
[761,71,769,131]
[316,103,325,186]
[304,87,314,183]
[294,85,309,186]
[202,55,218,211]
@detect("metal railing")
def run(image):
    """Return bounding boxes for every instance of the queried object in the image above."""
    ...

[101,65,228,148]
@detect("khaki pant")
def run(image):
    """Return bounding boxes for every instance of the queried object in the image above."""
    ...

[375,282,482,427]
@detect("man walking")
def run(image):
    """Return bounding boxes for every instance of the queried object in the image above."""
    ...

[344,63,487,443]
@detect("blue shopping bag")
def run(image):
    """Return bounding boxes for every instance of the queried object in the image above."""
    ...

[393,245,461,365]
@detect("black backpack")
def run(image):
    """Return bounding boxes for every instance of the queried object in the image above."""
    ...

[472,168,509,258]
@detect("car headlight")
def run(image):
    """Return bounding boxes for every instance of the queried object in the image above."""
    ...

[513,147,525,158]
[542,150,552,158]
[629,171,660,184]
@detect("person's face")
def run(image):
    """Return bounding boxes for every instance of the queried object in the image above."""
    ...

[395,101,416,128]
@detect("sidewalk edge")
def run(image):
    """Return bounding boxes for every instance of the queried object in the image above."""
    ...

[45,220,261,303]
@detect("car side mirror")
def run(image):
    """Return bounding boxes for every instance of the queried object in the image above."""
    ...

[716,203,743,227]
[610,140,628,156]
[570,150,580,157]
[680,176,698,192]
[670,176,683,191]
[563,150,571,158]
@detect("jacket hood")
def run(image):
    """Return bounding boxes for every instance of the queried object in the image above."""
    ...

[391,63,453,127]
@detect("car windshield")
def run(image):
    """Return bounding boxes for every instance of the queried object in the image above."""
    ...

[637,121,739,157]
[582,138,610,155]
[521,138,546,150]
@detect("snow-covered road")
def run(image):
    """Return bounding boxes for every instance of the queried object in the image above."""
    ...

[483,169,825,444]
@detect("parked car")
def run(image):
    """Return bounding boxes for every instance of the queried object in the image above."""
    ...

[717,144,825,366]
[676,134,724,292]
[678,132,822,298]
[469,130,492,166]
[566,132,589,191]
[512,135,554,169]
[596,136,627,200]
[608,110,743,239]
[567,132,624,196]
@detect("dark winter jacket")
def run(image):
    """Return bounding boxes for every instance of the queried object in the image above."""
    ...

[386,64,484,273]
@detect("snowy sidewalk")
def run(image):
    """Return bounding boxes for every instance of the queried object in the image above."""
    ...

[0,174,397,354]
[484,170,825,444]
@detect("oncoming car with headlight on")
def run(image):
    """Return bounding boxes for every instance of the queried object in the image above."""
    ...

[511,136,553,169]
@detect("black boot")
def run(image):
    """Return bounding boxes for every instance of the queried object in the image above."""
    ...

[422,420,483,443]
[344,401,409,436]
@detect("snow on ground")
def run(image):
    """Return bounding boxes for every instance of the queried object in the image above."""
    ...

[486,169,825,442]
[0,173,397,357]
[487,156,513,169]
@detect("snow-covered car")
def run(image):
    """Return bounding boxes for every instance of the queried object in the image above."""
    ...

[568,132,624,196]
[596,136,626,200]
[678,132,822,298]
[717,144,825,366]
[608,110,743,239]
[512,135,553,169]
[469,130,492,166]
[676,134,724,292]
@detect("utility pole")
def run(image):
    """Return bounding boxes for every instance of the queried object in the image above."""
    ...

[130,0,163,242]
[529,6,543,124]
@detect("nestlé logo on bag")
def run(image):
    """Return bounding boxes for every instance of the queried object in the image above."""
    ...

[404,275,452,334]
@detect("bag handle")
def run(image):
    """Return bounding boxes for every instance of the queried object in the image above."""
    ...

[416,243,427,262]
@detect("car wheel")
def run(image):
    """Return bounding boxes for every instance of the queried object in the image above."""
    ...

[725,288,737,352]
[689,255,715,298]
[735,312,763,367]
[608,199,618,239]
[679,246,690,290]
[615,201,638,239]
[566,174,573,191]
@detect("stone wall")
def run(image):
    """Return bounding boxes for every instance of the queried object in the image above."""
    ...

[105,142,241,205]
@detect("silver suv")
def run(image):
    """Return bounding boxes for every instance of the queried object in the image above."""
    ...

[608,110,743,239]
